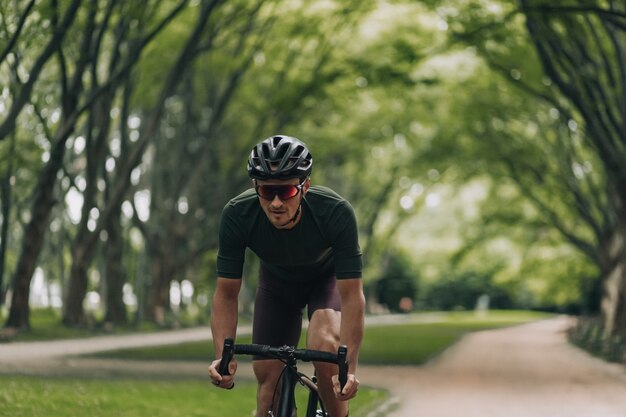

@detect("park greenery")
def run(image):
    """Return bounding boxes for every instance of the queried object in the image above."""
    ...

[0,0,625,359]
[0,310,549,417]
[91,310,553,364]
[0,375,388,417]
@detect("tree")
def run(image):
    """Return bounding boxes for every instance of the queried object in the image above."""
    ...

[521,0,626,338]
[62,0,223,326]
[5,0,100,329]
[4,0,192,329]
[428,0,626,337]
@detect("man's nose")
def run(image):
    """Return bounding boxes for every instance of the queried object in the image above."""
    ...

[270,195,283,206]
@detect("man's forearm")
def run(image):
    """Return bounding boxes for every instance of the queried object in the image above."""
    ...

[211,278,241,357]
[337,279,366,374]
[340,305,364,373]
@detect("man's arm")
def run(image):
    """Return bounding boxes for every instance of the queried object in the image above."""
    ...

[335,277,365,398]
[208,277,242,388]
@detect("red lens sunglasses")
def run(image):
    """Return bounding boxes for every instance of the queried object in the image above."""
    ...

[255,183,304,201]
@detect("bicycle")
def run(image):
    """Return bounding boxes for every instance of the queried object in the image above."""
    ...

[218,337,348,417]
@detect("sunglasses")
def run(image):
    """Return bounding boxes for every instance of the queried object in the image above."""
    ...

[255,183,304,200]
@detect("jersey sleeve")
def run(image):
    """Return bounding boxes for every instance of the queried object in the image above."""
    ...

[216,203,247,279]
[329,201,362,279]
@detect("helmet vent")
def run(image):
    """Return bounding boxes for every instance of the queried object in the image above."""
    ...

[248,135,313,180]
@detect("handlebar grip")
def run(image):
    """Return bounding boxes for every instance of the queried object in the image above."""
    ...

[234,344,271,356]
[337,345,348,391]
[218,338,234,376]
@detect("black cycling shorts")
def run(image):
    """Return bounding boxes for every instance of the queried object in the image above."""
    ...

[251,265,341,358]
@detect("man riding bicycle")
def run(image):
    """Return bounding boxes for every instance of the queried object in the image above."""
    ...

[208,135,365,417]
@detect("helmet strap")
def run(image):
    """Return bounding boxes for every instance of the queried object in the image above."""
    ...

[278,195,303,228]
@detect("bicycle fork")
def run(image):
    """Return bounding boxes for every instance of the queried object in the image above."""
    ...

[271,360,325,417]
[274,358,298,417]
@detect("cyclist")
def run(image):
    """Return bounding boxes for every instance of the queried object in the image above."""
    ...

[208,135,365,417]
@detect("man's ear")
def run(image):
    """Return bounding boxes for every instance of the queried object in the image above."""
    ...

[303,178,311,194]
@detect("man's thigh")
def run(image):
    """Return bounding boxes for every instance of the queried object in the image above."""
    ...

[252,283,303,348]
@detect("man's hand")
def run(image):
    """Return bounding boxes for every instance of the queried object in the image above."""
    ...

[332,373,359,400]
[208,358,238,389]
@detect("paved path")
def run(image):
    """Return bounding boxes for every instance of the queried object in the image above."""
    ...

[368,317,626,417]
[2,315,626,417]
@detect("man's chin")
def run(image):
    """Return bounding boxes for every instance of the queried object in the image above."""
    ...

[269,213,292,228]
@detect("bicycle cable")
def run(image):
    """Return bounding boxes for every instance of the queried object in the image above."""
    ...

[269,365,288,416]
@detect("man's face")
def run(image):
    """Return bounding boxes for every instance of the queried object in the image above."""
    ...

[255,178,310,229]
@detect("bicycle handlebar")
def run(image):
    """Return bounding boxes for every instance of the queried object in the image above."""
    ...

[218,338,349,390]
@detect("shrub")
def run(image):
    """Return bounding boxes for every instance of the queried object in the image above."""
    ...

[423,271,513,311]
[371,252,419,313]
[568,316,625,363]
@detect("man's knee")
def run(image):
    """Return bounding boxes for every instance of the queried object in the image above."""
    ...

[253,359,284,414]
[308,332,339,353]
[253,359,283,384]
[308,309,341,352]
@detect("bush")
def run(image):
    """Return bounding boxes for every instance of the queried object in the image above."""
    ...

[568,316,625,363]
[423,271,513,311]
[371,251,419,313]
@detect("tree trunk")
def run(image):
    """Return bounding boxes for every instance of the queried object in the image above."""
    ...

[5,128,72,329]
[600,191,626,338]
[62,245,92,326]
[0,133,15,307]
[601,259,626,338]
[62,100,110,326]
[103,205,127,325]
[145,253,174,325]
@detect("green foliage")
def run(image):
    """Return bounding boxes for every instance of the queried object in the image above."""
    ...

[372,251,419,313]
[0,376,386,417]
[423,271,513,311]
[2,0,619,330]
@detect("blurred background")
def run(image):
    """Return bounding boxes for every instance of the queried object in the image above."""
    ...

[0,0,624,360]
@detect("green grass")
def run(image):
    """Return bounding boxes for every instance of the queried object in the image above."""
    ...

[5,308,166,342]
[0,375,387,417]
[89,329,306,362]
[361,310,553,365]
[1,375,248,417]
[1,310,551,417]
[94,310,553,365]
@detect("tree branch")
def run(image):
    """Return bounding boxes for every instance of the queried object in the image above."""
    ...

[521,5,626,21]
[502,154,601,265]
[0,0,83,141]
[0,0,37,65]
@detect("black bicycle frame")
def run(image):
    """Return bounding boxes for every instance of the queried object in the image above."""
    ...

[304,374,321,417]
[277,358,298,417]
[218,338,347,417]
